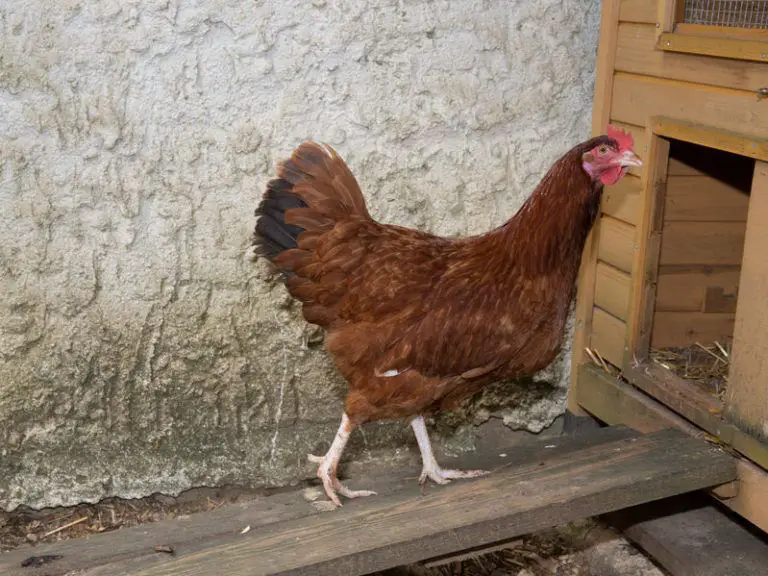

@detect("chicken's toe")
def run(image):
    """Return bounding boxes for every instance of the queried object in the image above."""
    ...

[441,468,490,480]
[333,480,377,499]
[419,466,489,486]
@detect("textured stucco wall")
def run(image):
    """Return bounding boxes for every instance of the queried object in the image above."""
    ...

[0,0,600,511]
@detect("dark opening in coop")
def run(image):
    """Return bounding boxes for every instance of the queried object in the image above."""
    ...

[648,139,754,402]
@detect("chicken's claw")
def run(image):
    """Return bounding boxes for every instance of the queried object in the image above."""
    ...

[418,466,489,486]
[308,453,377,508]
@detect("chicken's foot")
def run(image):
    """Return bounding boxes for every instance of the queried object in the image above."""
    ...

[308,413,377,507]
[411,415,489,486]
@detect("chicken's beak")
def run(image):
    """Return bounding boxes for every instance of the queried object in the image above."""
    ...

[616,150,642,167]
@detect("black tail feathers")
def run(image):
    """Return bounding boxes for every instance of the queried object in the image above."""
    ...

[253,178,307,261]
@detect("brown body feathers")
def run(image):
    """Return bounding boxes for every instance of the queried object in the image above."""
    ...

[253,138,611,426]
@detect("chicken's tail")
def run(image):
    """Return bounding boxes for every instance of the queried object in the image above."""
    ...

[253,141,370,274]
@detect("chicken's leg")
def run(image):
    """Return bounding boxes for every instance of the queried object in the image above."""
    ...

[308,413,377,507]
[411,415,489,485]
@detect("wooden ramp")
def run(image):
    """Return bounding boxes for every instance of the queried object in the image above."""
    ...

[0,427,735,576]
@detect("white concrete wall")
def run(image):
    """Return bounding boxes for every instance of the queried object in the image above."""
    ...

[0,0,600,511]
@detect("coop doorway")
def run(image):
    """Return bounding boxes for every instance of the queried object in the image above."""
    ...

[620,123,768,457]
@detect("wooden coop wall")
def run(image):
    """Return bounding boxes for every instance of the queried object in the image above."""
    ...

[569,0,768,533]
[573,0,768,372]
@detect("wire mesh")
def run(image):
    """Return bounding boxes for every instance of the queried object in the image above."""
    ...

[682,0,768,28]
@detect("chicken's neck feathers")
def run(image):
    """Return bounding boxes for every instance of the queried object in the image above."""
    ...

[495,148,603,278]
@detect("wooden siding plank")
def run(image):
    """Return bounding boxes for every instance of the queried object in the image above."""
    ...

[653,117,768,164]
[726,161,768,443]
[598,216,636,273]
[603,173,641,225]
[658,32,768,64]
[660,222,746,266]
[611,73,768,143]
[595,261,632,321]
[656,266,741,313]
[591,307,627,367]
[665,175,750,222]
[651,311,735,348]
[616,23,768,93]
[626,133,670,365]
[619,0,656,23]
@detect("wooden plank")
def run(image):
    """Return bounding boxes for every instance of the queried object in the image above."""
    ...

[665,176,750,222]
[675,23,768,41]
[603,172,641,225]
[619,0,656,23]
[595,261,632,321]
[656,266,741,313]
[610,496,768,576]
[726,161,768,444]
[568,0,622,416]
[651,311,735,347]
[626,133,669,366]
[660,221,746,267]
[102,429,736,576]
[576,362,768,533]
[592,0,622,135]
[611,73,768,142]
[615,23,768,93]
[597,216,635,273]
[0,428,636,576]
[658,32,768,64]
[656,0,677,42]
[624,362,768,472]
[591,307,627,367]
[653,117,768,164]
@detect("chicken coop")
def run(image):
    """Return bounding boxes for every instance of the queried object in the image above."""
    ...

[569,0,768,534]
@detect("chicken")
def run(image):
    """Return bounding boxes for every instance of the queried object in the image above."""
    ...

[252,126,641,507]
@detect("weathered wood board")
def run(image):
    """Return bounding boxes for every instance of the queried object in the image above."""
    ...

[727,162,768,442]
[0,427,735,576]
[608,495,768,576]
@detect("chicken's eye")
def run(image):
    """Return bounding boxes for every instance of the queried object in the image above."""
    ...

[598,145,608,154]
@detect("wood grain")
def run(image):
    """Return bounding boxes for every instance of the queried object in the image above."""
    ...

[595,261,632,320]
[726,162,768,442]
[576,363,768,533]
[590,306,627,367]
[658,32,768,64]
[611,73,768,142]
[656,266,741,313]
[627,133,669,365]
[665,176,749,222]
[611,497,768,576]
[619,0,655,24]
[603,173,641,225]
[107,430,735,576]
[651,311,735,347]
[597,216,635,273]
[659,221,746,267]
[615,23,768,93]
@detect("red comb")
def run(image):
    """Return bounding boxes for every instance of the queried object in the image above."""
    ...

[607,124,634,151]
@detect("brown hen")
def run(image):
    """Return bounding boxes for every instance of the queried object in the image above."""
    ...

[253,127,640,506]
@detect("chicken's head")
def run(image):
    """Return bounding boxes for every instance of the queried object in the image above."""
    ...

[582,125,642,186]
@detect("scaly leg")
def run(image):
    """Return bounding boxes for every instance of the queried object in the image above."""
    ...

[410,415,489,485]
[307,413,377,507]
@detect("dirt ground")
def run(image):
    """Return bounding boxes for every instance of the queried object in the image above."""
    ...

[0,485,666,576]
